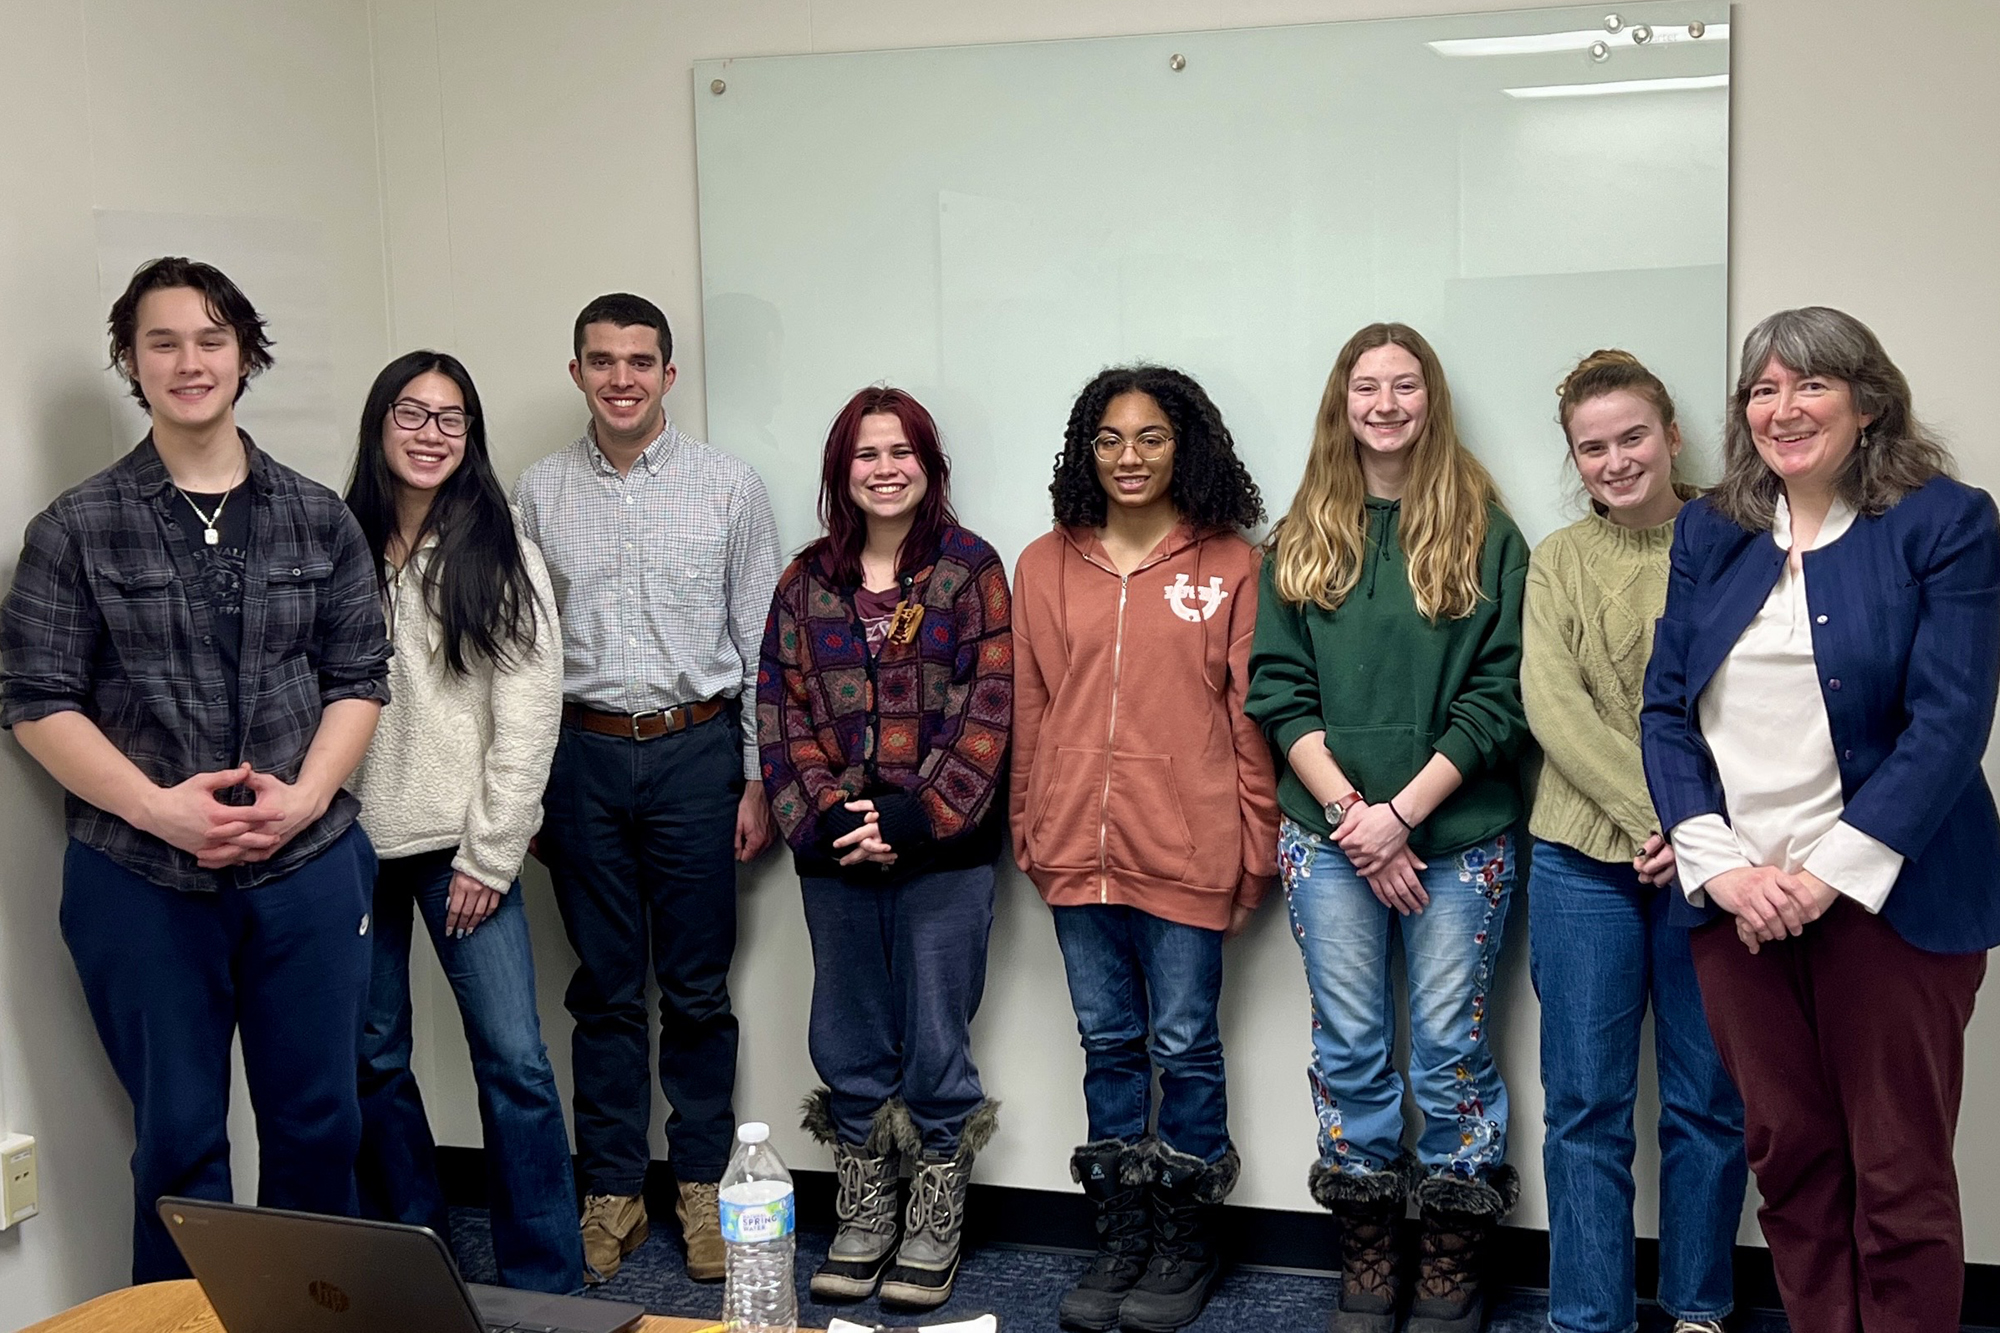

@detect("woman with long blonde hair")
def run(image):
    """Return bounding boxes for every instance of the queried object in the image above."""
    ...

[1249,323,1529,1333]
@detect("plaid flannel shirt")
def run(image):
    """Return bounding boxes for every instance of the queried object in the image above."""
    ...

[0,435,391,891]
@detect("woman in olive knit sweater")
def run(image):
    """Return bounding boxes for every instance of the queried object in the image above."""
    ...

[1248,323,1528,1333]
[1522,351,1744,1333]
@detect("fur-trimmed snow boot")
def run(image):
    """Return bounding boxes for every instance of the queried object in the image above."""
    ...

[800,1089,909,1301]
[1116,1142,1238,1332]
[1406,1166,1519,1333]
[1310,1154,1415,1333]
[1058,1139,1153,1331]
[878,1100,999,1310]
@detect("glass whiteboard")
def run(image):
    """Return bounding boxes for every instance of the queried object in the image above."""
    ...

[694,1,1729,561]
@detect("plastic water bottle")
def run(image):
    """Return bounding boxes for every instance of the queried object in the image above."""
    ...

[720,1122,797,1333]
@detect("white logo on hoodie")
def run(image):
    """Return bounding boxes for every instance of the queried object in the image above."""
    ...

[1164,574,1228,623]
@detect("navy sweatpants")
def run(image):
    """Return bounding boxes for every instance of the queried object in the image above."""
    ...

[60,825,376,1283]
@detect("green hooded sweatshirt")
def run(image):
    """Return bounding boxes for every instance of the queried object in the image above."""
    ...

[1246,497,1529,856]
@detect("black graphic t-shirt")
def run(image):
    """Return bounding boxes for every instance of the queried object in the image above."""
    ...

[168,483,252,747]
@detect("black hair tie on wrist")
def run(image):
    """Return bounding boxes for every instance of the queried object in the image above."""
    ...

[1387,799,1415,832]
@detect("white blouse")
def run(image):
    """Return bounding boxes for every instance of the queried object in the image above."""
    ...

[1670,497,1905,911]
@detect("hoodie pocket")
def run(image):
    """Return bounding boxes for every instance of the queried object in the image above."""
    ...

[1103,752,1195,884]
[1028,746,1106,871]
[1322,723,1431,805]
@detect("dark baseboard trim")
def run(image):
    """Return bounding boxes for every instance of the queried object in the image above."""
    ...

[436,1147,2000,1325]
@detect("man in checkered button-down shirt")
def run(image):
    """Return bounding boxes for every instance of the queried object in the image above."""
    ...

[0,258,388,1284]
[514,292,782,1284]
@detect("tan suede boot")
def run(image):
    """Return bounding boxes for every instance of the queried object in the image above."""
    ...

[579,1193,649,1284]
[676,1180,726,1282]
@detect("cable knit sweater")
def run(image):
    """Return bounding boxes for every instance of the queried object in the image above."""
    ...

[352,531,563,891]
[1521,507,1677,864]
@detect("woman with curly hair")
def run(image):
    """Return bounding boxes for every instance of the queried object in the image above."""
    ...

[759,386,1012,1311]
[1248,324,1528,1333]
[1011,364,1277,1333]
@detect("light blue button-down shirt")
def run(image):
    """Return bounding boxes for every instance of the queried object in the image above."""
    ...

[514,416,781,778]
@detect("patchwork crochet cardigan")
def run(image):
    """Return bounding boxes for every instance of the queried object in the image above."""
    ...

[758,525,1013,880]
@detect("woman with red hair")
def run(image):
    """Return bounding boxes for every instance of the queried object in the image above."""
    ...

[758,386,1013,1312]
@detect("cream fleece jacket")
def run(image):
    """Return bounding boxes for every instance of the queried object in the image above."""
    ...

[353,530,562,891]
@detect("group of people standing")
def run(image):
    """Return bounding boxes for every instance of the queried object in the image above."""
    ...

[2,255,1993,1333]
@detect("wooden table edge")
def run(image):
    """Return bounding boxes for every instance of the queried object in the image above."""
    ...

[18,1279,823,1333]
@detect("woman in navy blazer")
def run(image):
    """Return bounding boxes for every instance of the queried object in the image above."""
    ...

[1642,306,2000,1333]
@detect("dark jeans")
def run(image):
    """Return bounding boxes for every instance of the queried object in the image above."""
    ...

[1050,903,1229,1163]
[539,714,740,1190]
[801,865,995,1155]
[1691,899,1986,1333]
[1528,838,1745,1333]
[355,849,582,1293]
[59,825,376,1284]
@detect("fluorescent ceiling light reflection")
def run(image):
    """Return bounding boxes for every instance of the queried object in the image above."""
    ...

[1505,73,1730,98]
[1429,23,1728,57]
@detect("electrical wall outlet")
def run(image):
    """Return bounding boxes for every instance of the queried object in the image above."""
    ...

[0,1134,37,1228]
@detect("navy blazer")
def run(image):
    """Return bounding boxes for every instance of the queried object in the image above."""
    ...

[1640,476,2000,954]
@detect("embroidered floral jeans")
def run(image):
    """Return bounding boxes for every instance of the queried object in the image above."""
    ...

[1280,818,1515,1181]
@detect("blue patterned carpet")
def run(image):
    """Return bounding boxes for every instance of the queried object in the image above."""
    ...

[446,1207,1989,1332]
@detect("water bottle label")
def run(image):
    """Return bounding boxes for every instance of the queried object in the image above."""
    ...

[719,1189,795,1243]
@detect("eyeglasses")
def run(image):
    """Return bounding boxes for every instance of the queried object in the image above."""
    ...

[1091,430,1175,461]
[391,400,471,437]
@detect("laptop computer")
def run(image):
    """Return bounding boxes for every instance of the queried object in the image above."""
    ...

[159,1197,647,1333]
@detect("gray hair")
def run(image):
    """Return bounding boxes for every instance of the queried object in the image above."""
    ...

[1708,306,1951,530]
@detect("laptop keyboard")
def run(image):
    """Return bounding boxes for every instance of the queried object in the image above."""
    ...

[485,1324,570,1333]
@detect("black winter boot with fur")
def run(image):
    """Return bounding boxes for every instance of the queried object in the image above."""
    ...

[1407,1166,1519,1333]
[1058,1139,1152,1331]
[1310,1155,1415,1333]
[1117,1142,1238,1332]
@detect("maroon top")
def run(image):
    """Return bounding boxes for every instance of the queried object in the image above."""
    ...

[855,585,900,654]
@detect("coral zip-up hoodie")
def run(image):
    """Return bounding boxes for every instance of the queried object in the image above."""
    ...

[1010,522,1279,930]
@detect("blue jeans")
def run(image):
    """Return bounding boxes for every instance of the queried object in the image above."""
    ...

[1528,838,1746,1333]
[1280,818,1515,1179]
[60,826,376,1284]
[1051,904,1229,1163]
[355,848,582,1293]
[801,865,995,1155]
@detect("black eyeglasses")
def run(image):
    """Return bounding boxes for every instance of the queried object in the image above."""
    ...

[391,400,471,437]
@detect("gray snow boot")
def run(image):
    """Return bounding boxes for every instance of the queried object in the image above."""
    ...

[800,1090,907,1301]
[877,1101,998,1310]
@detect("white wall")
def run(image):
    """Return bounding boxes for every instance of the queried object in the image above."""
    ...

[3,0,1999,1324]
[371,0,2000,1252]
[0,2,394,1325]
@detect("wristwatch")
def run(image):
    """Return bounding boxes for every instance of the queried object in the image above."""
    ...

[1323,790,1364,831]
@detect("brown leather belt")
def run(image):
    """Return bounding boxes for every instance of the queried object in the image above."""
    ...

[562,698,725,741]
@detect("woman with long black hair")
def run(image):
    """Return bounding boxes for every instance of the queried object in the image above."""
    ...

[345,350,577,1292]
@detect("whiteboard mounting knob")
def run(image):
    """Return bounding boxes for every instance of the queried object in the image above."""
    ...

[1631,24,1653,43]
[710,78,727,95]
[1603,13,1624,32]
[1169,53,1186,71]
[1688,19,1707,37]
[1589,39,1611,61]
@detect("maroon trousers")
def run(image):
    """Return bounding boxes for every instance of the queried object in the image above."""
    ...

[1691,901,1985,1333]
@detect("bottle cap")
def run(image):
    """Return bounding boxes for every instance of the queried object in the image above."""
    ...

[737,1122,770,1145]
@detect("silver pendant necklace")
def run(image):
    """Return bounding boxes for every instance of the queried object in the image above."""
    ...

[175,472,243,546]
